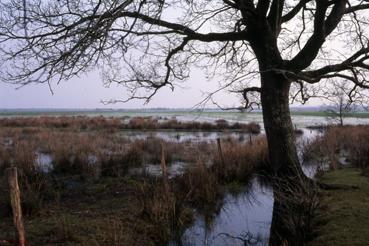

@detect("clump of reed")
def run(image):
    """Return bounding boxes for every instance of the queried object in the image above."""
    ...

[0,116,123,131]
[212,138,269,183]
[270,174,319,245]
[127,116,159,129]
[0,130,54,215]
[0,144,11,175]
[303,125,369,172]
[171,137,269,214]
[100,144,144,177]
[344,126,369,170]
[177,159,223,211]
[134,177,193,244]
[126,117,261,133]
[0,116,262,134]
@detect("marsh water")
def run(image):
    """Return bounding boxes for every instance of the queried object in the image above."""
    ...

[176,178,273,246]
[14,127,321,245]
[4,109,367,245]
[167,128,321,246]
[2,109,369,127]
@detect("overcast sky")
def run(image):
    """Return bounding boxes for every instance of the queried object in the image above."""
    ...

[1,67,327,109]
[0,2,329,110]
[0,69,244,109]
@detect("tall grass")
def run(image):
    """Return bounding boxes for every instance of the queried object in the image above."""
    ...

[270,174,319,245]
[304,125,369,172]
[212,138,269,183]
[0,117,268,245]
[0,116,261,133]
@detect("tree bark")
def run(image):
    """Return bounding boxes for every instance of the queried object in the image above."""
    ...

[260,71,305,179]
[246,20,305,179]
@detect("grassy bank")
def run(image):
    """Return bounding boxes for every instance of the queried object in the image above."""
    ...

[311,168,369,246]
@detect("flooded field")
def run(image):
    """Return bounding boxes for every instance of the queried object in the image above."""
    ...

[2,109,369,128]
[0,112,368,245]
[28,126,321,245]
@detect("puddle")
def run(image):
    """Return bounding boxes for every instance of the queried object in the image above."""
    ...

[120,130,259,143]
[129,161,190,178]
[34,153,103,173]
[338,149,351,166]
[88,154,98,165]
[3,137,13,146]
[297,128,323,178]
[173,177,273,246]
[35,152,53,173]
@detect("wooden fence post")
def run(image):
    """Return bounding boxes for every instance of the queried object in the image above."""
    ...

[216,138,225,167]
[6,167,26,246]
[160,143,170,194]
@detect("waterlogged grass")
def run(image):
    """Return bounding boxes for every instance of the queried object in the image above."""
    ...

[1,109,369,118]
[0,120,268,245]
[291,111,369,118]
[0,176,194,246]
[311,168,369,246]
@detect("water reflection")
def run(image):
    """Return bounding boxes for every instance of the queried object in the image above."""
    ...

[168,128,322,246]
[35,151,53,173]
[120,130,260,144]
[173,177,273,246]
[129,161,190,178]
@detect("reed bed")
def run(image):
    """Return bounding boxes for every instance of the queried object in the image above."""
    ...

[0,117,267,245]
[303,125,369,172]
[0,116,261,133]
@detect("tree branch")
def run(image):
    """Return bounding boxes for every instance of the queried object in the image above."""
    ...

[281,0,311,23]
[287,0,346,71]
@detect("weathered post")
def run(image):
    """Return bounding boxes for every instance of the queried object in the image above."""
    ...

[160,143,170,194]
[216,138,225,167]
[6,167,26,246]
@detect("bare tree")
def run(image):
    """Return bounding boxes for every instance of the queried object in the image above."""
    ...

[326,94,353,126]
[326,80,369,126]
[1,0,369,179]
[325,81,358,126]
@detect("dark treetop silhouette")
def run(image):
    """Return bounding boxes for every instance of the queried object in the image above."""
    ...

[1,0,369,178]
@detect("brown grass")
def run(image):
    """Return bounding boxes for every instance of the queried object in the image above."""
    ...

[212,138,269,183]
[0,116,261,133]
[176,159,223,211]
[303,125,369,172]
[271,174,319,245]
[0,117,269,245]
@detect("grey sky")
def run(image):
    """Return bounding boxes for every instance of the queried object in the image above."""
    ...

[0,69,242,109]
[1,70,325,109]
[0,1,343,110]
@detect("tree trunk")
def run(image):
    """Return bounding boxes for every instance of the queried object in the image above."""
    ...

[247,21,312,246]
[260,71,305,179]
[259,73,313,245]
[246,21,305,179]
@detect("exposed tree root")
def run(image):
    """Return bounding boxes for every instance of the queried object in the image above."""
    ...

[317,181,359,190]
